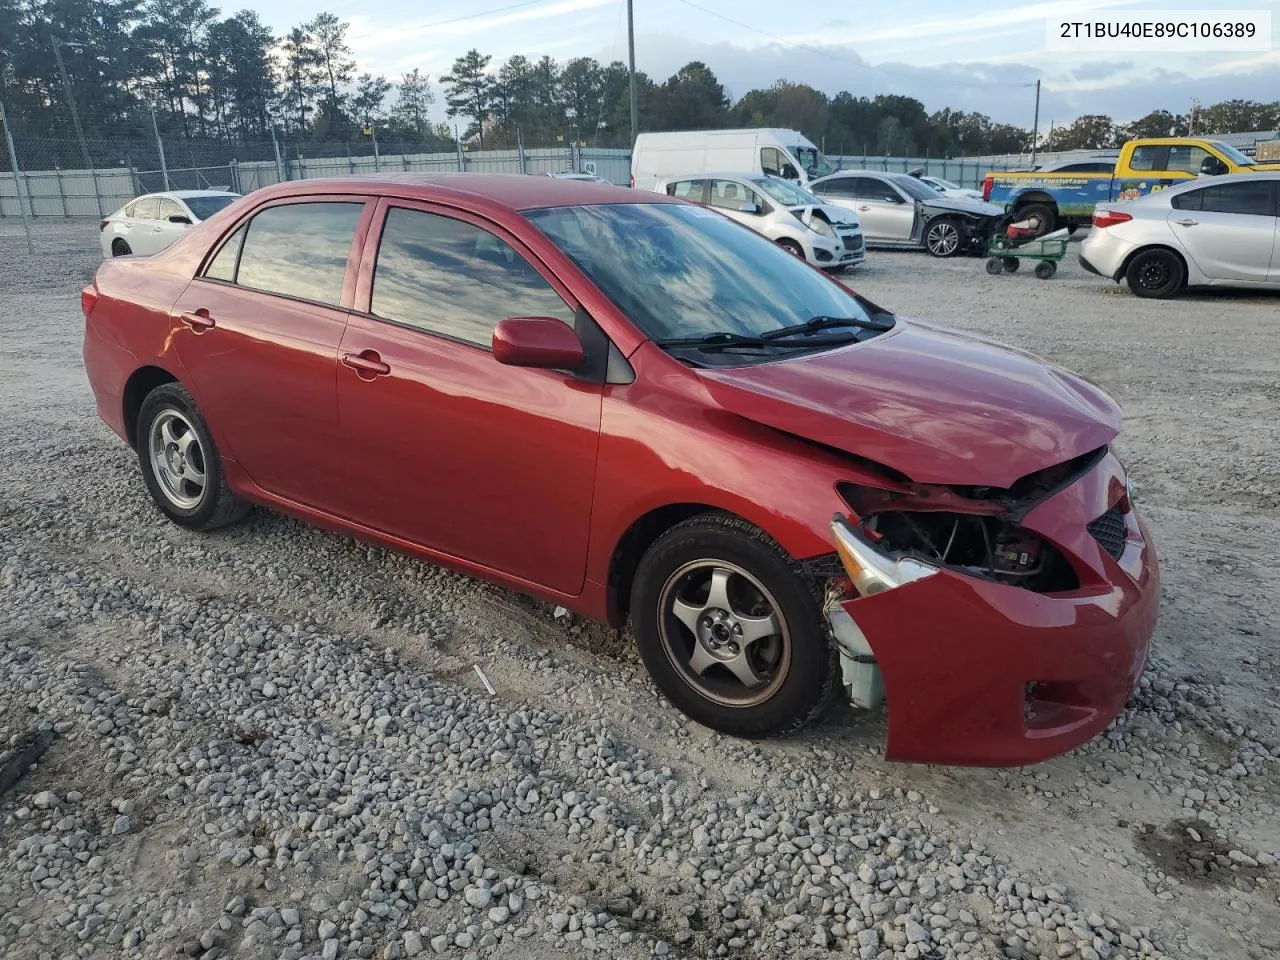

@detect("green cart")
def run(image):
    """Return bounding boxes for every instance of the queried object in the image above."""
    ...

[985,226,1070,280]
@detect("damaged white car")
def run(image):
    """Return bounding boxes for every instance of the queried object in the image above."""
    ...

[655,173,866,270]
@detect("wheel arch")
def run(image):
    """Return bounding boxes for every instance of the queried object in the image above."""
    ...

[122,365,180,449]
[1011,191,1059,211]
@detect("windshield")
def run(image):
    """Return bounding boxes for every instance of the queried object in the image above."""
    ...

[755,177,821,206]
[525,203,878,356]
[890,174,946,202]
[1210,141,1255,167]
[795,146,834,177]
[183,195,239,220]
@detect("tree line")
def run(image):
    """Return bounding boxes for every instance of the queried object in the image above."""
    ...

[1,1,1276,159]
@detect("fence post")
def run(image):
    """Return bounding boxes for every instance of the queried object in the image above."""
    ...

[455,131,464,171]
[270,126,285,183]
[56,167,69,217]
[346,141,354,175]
[0,102,35,253]
[517,128,526,174]
[229,159,240,194]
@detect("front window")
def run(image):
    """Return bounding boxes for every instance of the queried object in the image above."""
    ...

[184,195,238,221]
[525,203,885,364]
[1209,141,1254,167]
[929,177,961,191]
[755,177,820,207]
[887,174,940,202]
[795,147,833,177]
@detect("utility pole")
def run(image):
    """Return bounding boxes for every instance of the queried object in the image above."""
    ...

[1188,98,1200,135]
[627,0,638,147]
[50,34,103,214]
[1030,79,1041,164]
[1,101,35,255]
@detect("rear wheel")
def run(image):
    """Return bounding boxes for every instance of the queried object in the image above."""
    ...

[136,383,250,531]
[985,257,1003,275]
[1035,261,1057,280]
[1003,257,1020,273]
[631,514,836,738]
[924,218,961,257]
[111,238,132,257]
[1125,248,1183,299]
[1015,203,1056,238]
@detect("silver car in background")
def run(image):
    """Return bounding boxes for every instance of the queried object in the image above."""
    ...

[810,170,1005,257]
[1080,172,1280,298]
[655,172,866,270]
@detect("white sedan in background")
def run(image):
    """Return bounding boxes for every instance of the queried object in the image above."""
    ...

[655,172,866,270]
[1080,172,1280,298]
[99,190,240,258]
[911,172,984,200]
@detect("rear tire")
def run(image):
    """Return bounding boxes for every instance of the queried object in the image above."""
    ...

[111,238,132,257]
[1015,203,1056,238]
[136,382,250,531]
[1125,248,1184,299]
[1003,257,1020,273]
[985,257,1003,275]
[630,513,837,738]
[1035,261,1056,280]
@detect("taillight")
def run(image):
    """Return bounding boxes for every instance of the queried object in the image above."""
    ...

[99,219,109,231]
[1092,210,1132,229]
[981,175,993,201]
[81,285,98,317]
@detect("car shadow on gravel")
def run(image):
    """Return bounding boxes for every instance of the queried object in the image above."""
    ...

[1132,817,1278,887]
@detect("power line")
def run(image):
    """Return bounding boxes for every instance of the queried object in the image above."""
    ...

[670,0,1033,91]
[349,0,555,40]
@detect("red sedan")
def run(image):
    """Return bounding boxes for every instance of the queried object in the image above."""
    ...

[81,174,1158,765]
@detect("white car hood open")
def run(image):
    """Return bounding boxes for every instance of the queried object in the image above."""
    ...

[788,204,862,230]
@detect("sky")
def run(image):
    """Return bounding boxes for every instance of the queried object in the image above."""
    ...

[255,0,1280,132]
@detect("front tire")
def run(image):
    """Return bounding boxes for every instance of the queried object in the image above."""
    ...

[1125,248,1184,299]
[777,238,805,259]
[924,217,961,257]
[631,514,837,738]
[136,383,249,531]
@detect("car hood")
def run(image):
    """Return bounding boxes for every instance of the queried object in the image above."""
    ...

[787,204,861,229]
[696,319,1121,488]
[922,195,1005,217]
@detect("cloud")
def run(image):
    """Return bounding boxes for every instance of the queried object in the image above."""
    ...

[1070,61,1134,82]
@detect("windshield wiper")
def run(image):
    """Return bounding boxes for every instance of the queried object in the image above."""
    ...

[654,330,857,353]
[759,315,894,340]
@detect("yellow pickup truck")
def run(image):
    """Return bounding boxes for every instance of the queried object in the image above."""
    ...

[981,137,1280,236]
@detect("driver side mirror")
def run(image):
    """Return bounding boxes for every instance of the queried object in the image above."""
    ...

[169,214,192,225]
[1199,156,1228,176]
[738,202,760,215]
[493,317,585,370]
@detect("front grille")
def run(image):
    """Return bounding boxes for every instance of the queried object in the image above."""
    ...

[1087,505,1126,559]
[842,234,863,252]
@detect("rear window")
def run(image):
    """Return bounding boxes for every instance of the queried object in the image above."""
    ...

[184,195,238,221]
[235,202,363,306]
[131,197,160,220]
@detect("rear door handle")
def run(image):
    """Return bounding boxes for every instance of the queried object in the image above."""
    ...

[1174,218,1198,227]
[342,350,391,378]
[180,309,216,331]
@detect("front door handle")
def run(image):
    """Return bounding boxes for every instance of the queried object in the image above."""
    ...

[1174,218,1198,227]
[342,350,391,378]
[180,309,216,331]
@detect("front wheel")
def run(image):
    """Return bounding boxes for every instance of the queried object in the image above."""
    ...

[136,382,250,530]
[1035,261,1057,279]
[631,514,837,738]
[777,238,805,259]
[924,218,961,257]
[1125,248,1183,298]
[1003,257,1020,273]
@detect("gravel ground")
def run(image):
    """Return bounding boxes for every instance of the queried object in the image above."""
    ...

[1,219,1278,960]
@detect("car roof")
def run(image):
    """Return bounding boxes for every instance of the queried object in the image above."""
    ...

[246,173,662,212]
[137,190,239,200]
[1121,170,1280,201]
[813,170,897,181]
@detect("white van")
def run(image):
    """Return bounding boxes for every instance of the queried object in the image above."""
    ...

[630,129,835,191]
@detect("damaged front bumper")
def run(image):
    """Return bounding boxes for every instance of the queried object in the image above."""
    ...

[824,451,1159,767]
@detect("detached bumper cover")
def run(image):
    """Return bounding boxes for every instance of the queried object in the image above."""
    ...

[837,451,1158,766]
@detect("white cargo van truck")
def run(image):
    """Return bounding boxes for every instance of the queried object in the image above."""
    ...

[630,129,835,190]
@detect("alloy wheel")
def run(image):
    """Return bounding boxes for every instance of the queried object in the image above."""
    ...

[657,560,790,707]
[926,221,959,256]
[148,408,207,510]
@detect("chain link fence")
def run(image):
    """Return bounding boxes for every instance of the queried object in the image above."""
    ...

[1,132,1085,220]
